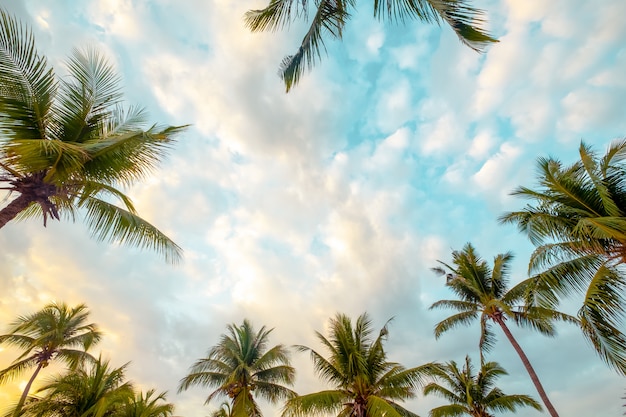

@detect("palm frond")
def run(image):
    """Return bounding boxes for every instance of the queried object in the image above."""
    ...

[281,390,346,417]
[0,9,55,142]
[578,264,626,375]
[245,0,307,32]
[279,0,352,92]
[432,310,478,339]
[79,195,182,264]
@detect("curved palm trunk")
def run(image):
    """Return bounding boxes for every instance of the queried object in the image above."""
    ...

[13,361,44,417]
[0,193,32,229]
[495,319,559,417]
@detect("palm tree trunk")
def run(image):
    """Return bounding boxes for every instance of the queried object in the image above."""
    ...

[0,193,32,229]
[13,361,44,417]
[495,318,559,417]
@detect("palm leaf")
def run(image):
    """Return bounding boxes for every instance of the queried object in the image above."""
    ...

[0,9,55,142]
[279,0,352,92]
[282,390,346,417]
[79,195,182,264]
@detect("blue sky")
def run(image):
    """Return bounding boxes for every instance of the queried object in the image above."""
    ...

[1,0,625,416]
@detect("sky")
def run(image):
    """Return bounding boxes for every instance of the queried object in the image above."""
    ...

[0,0,625,416]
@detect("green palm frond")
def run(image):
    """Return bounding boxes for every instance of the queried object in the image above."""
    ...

[0,9,55,141]
[56,47,123,144]
[366,395,409,417]
[432,310,478,338]
[478,314,496,355]
[121,389,174,417]
[254,380,297,402]
[529,253,604,300]
[79,196,182,263]
[80,125,186,186]
[578,264,626,374]
[2,138,88,177]
[246,0,496,92]
[428,403,466,417]
[245,0,309,32]
[0,356,38,384]
[279,0,353,92]
[282,390,346,417]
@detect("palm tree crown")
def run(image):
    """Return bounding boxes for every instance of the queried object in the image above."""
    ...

[245,0,498,92]
[422,356,541,417]
[0,302,102,417]
[21,356,134,417]
[121,389,175,417]
[283,312,426,417]
[431,243,577,417]
[178,319,296,417]
[0,8,187,262]
[499,140,626,375]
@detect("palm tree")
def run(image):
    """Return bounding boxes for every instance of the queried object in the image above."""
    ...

[178,319,296,417]
[0,302,102,417]
[431,243,578,417]
[282,312,427,417]
[245,1,498,92]
[20,356,134,417]
[499,140,626,375]
[0,8,187,262]
[422,356,541,417]
[121,389,175,417]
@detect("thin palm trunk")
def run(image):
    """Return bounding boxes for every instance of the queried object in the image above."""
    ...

[13,360,43,417]
[495,318,559,417]
[0,193,32,229]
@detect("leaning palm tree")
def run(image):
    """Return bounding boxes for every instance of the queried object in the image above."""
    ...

[283,312,427,417]
[422,356,541,417]
[245,1,498,92]
[178,319,296,417]
[0,302,102,417]
[0,8,187,262]
[19,356,134,417]
[431,243,578,417]
[500,140,626,375]
[120,389,175,417]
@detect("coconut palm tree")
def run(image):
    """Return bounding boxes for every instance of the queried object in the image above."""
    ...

[0,8,187,262]
[120,389,175,417]
[19,356,134,417]
[499,140,626,375]
[431,243,578,417]
[178,319,296,417]
[0,302,102,417]
[422,356,541,417]
[282,312,427,417]
[245,0,498,92]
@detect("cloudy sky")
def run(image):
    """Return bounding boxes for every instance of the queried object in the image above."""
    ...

[1,0,625,415]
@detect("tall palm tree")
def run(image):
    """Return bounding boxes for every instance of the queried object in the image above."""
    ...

[421,356,541,417]
[282,312,427,417]
[245,1,498,92]
[19,356,134,417]
[430,243,578,417]
[0,8,187,262]
[500,140,626,375]
[0,302,102,417]
[120,389,175,417]
[178,319,296,417]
